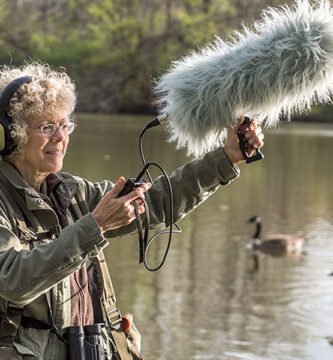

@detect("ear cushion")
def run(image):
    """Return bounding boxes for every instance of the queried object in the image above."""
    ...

[0,75,32,156]
[0,114,16,155]
[0,121,6,153]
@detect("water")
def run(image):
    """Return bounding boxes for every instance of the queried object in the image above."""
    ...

[64,115,333,360]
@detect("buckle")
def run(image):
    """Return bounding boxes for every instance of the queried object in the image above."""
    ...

[108,308,122,330]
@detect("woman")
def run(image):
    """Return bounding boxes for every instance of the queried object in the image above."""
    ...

[0,63,264,360]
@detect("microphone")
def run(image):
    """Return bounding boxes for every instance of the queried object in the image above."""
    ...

[154,0,333,157]
[140,113,168,138]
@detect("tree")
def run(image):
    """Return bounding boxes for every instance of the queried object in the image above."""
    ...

[0,0,291,113]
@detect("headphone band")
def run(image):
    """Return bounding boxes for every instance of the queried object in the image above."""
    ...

[0,75,32,107]
[0,75,32,156]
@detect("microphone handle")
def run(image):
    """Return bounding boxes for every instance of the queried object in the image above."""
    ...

[237,116,264,164]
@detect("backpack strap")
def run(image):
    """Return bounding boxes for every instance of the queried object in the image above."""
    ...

[0,303,23,348]
[0,176,64,347]
[0,181,26,347]
[71,187,134,360]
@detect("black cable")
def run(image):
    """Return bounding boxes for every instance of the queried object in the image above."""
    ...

[141,162,181,272]
[133,116,181,271]
[139,114,168,183]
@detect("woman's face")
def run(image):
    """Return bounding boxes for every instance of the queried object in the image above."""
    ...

[14,113,70,185]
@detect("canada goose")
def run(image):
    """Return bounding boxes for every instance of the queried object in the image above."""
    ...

[247,216,304,256]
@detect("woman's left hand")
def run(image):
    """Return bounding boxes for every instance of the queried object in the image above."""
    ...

[223,116,264,164]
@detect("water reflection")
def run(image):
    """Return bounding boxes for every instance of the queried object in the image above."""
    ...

[64,116,333,360]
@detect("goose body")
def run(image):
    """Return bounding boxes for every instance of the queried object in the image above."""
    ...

[248,216,304,256]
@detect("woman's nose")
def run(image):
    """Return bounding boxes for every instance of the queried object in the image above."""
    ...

[50,127,67,142]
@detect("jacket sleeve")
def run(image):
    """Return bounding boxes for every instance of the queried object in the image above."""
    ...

[0,205,107,305]
[147,146,239,226]
[104,146,240,237]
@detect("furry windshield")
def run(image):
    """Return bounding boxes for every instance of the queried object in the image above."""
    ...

[154,0,333,157]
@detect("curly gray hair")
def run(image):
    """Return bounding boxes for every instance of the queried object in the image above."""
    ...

[0,62,77,161]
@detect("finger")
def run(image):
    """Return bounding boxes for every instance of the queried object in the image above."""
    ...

[109,177,126,197]
[136,204,146,214]
[253,126,262,136]
[134,197,144,208]
[231,116,245,134]
[123,182,151,205]
[132,202,146,215]
[128,203,146,222]
[254,137,264,149]
[248,118,259,131]
[244,126,263,140]
[249,135,264,149]
[248,131,264,143]
[237,116,259,135]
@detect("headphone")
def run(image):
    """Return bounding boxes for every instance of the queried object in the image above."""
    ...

[0,75,32,155]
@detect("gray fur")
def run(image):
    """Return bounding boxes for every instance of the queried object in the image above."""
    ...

[154,0,333,157]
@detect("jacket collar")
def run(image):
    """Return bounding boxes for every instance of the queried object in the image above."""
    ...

[0,160,79,208]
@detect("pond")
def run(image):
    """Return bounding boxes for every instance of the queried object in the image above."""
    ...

[64,115,333,360]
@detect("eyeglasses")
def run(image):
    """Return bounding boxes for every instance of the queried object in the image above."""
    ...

[35,122,77,137]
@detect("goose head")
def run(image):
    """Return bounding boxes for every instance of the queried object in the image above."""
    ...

[248,215,262,239]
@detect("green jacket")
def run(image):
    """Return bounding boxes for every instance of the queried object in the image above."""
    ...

[0,147,239,359]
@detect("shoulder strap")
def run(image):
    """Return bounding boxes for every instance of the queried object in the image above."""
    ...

[72,187,134,360]
[0,178,26,347]
[71,189,119,305]
[0,174,65,345]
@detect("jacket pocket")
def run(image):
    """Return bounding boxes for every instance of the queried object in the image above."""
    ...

[0,346,23,360]
[15,327,51,359]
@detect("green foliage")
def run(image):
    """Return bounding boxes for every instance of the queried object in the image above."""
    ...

[0,0,307,115]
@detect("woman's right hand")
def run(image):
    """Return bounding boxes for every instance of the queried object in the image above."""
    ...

[92,177,151,233]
